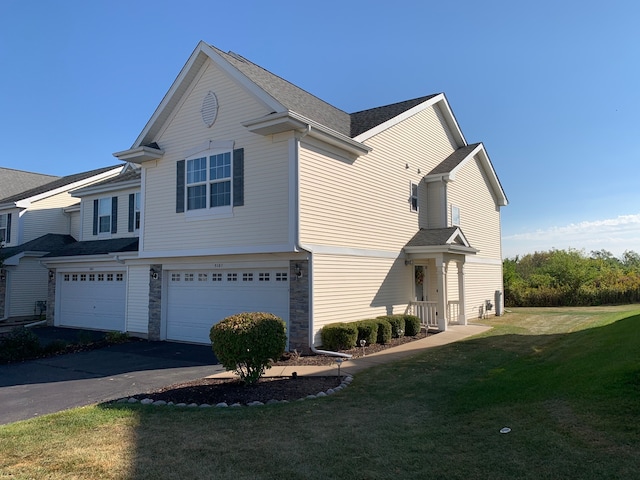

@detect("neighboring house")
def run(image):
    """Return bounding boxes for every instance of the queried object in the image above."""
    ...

[0,166,125,320]
[0,167,60,202]
[41,41,508,352]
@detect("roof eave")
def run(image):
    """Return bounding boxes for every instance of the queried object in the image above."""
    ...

[113,146,164,164]
[71,179,141,198]
[243,111,371,157]
[404,245,478,255]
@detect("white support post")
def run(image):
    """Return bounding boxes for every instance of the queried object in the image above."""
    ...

[435,257,447,331]
[457,260,466,325]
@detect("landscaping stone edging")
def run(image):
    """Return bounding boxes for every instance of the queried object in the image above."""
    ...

[114,375,354,408]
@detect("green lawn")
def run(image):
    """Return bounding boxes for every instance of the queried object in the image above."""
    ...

[2,306,639,479]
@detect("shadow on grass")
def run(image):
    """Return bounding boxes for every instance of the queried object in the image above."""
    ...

[100,311,640,480]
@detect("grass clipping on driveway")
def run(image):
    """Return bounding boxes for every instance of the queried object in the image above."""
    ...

[1,305,639,479]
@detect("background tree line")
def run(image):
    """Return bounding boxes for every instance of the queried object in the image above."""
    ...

[503,248,640,307]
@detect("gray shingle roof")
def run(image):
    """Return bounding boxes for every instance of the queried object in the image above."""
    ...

[211,46,353,136]
[427,143,480,176]
[349,95,440,137]
[77,169,141,190]
[404,228,464,248]
[210,45,439,139]
[42,237,139,258]
[0,234,77,260]
[0,168,59,200]
[0,165,121,204]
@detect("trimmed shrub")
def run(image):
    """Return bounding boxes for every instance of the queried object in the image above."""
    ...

[0,327,41,363]
[375,318,392,344]
[320,323,358,351]
[210,312,287,385]
[356,320,378,346]
[378,315,406,338]
[105,331,130,344]
[403,315,422,336]
[41,339,68,356]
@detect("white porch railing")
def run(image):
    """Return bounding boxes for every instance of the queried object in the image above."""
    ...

[447,300,460,325]
[405,301,438,329]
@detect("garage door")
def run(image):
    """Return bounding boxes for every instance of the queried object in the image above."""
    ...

[166,268,289,344]
[58,271,126,331]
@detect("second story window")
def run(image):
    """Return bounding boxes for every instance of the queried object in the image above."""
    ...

[93,197,117,236]
[135,192,141,230]
[0,213,10,244]
[451,205,460,226]
[186,151,232,211]
[410,183,419,212]
[98,198,112,233]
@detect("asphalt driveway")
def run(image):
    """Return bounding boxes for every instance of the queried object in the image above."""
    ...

[0,328,221,425]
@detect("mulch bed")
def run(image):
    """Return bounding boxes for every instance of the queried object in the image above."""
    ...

[124,331,431,406]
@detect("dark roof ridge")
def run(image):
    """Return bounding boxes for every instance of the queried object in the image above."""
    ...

[0,165,121,204]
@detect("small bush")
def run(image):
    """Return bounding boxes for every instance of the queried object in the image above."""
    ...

[210,312,287,385]
[320,323,358,351]
[356,320,378,346]
[0,327,42,363]
[375,319,392,344]
[378,315,406,338]
[41,339,68,356]
[403,315,422,336]
[105,331,129,344]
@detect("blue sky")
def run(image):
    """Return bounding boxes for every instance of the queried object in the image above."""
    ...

[1,0,639,259]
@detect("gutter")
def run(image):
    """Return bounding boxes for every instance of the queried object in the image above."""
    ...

[293,127,351,359]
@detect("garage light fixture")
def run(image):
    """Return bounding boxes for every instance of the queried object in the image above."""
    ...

[150,268,159,280]
[294,264,303,279]
[48,270,54,280]
[0,270,5,281]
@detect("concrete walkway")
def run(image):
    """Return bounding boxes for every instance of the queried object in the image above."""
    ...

[211,323,491,379]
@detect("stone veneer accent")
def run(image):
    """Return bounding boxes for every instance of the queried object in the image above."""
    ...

[148,264,162,340]
[288,259,310,353]
[46,268,56,326]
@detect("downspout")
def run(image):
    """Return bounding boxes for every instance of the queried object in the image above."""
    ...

[293,126,351,359]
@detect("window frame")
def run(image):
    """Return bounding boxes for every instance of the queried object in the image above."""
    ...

[98,198,112,234]
[134,192,141,231]
[451,205,460,227]
[410,182,419,212]
[185,148,233,218]
[0,213,8,244]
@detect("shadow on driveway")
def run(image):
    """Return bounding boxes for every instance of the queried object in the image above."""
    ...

[0,327,221,425]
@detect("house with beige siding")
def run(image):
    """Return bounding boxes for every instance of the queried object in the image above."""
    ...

[41,41,507,352]
[0,166,124,320]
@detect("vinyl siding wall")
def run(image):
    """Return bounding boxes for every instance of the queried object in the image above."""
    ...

[141,59,290,253]
[21,192,76,243]
[446,155,502,260]
[299,104,458,250]
[126,264,149,334]
[79,188,140,240]
[7,257,47,316]
[300,104,459,331]
[311,253,410,343]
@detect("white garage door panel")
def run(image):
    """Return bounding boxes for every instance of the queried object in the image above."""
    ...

[58,272,126,331]
[167,270,289,344]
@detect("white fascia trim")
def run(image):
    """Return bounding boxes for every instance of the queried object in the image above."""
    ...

[63,204,80,213]
[353,94,445,143]
[71,179,141,198]
[404,245,479,255]
[302,244,400,259]
[42,255,129,266]
[113,146,165,164]
[476,145,508,207]
[137,244,295,259]
[14,167,123,208]
[244,111,371,157]
[436,93,467,147]
[132,42,285,148]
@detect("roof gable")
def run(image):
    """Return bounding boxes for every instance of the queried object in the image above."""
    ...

[0,165,123,207]
[425,143,508,207]
[0,168,59,200]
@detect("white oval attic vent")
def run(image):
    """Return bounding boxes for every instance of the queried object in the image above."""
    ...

[201,91,219,127]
